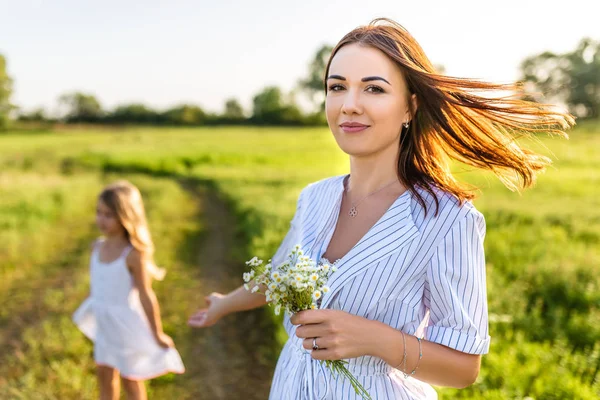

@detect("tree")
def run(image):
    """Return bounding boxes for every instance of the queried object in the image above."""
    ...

[252,86,284,123]
[521,38,600,119]
[299,44,333,112]
[433,64,446,75]
[107,103,159,124]
[58,92,103,123]
[251,86,306,125]
[0,54,14,129]
[223,98,245,120]
[18,107,48,122]
[161,104,205,125]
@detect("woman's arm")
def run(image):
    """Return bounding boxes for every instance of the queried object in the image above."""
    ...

[292,310,481,389]
[128,250,173,347]
[188,282,267,328]
[220,283,269,313]
[370,319,480,388]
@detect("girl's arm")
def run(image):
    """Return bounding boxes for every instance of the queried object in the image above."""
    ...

[127,250,173,348]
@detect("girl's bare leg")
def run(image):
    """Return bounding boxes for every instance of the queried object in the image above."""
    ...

[97,365,120,400]
[122,377,148,400]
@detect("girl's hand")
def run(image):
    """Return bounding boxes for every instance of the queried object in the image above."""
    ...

[188,292,226,328]
[155,331,175,348]
[291,309,376,361]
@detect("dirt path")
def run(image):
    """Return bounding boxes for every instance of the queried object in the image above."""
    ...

[168,182,280,400]
[0,177,281,398]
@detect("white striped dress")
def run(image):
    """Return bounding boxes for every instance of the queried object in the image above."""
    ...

[268,175,490,399]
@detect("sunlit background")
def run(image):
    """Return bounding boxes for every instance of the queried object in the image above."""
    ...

[0,1,599,399]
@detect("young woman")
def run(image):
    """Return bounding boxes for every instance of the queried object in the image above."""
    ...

[188,18,573,399]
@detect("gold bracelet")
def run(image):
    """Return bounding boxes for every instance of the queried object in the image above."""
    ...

[393,331,407,371]
[409,337,423,376]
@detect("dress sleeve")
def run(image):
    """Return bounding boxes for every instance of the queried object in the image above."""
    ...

[270,189,304,267]
[424,207,491,354]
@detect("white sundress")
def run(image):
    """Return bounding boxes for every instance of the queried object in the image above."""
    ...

[72,239,185,380]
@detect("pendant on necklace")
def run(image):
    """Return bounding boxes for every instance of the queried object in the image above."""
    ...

[349,206,358,217]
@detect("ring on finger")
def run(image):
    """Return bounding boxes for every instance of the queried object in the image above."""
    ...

[312,337,319,351]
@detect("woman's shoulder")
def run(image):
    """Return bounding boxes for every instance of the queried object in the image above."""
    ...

[411,185,484,227]
[298,175,346,200]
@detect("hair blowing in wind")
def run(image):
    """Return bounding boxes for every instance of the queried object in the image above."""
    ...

[325,18,575,214]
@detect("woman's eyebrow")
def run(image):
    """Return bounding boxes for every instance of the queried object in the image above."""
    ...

[362,76,391,85]
[326,75,391,86]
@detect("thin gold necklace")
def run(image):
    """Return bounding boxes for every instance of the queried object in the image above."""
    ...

[346,178,398,217]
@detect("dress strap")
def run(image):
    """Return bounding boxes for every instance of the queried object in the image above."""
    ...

[92,238,105,256]
[120,245,134,260]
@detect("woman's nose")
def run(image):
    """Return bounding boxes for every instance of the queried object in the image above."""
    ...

[340,90,363,115]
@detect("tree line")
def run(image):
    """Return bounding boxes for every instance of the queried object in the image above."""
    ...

[0,45,333,128]
[1,38,599,129]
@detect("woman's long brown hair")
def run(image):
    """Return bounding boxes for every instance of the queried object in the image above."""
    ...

[325,18,575,215]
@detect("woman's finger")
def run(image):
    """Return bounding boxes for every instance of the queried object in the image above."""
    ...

[302,336,332,351]
[295,323,326,339]
[188,311,207,327]
[290,309,329,325]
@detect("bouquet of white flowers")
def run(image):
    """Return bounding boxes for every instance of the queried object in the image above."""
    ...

[243,244,372,400]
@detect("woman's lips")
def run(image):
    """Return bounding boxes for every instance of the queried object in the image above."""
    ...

[340,123,369,133]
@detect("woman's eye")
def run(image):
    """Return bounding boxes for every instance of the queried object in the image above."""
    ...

[366,85,384,94]
[328,84,345,92]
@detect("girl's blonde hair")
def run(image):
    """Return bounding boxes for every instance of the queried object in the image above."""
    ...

[99,180,166,280]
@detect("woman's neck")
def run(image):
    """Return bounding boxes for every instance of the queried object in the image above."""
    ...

[347,146,405,198]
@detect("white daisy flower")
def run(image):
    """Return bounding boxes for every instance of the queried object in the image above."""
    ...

[322,286,331,293]
[313,290,322,300]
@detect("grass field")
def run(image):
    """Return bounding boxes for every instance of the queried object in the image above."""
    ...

[0,122,598,399]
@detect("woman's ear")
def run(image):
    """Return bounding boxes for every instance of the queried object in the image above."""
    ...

[410,94,418,117]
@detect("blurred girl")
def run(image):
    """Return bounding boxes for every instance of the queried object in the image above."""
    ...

[73,180,184,400]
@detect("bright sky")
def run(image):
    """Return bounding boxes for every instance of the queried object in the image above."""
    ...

[1,0,598,114]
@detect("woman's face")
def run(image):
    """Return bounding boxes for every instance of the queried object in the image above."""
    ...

[96,199,124,237]
[326,43,414,158]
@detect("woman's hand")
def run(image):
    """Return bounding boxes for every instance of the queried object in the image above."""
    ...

[188,292,227,328]
[291,309,376,360]
[155,331,175,348]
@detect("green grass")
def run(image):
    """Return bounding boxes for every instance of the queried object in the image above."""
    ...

[0,122,598,398]
[0,174,205,399]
